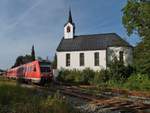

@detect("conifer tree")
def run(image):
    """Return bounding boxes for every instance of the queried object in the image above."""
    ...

[31,45,35,61]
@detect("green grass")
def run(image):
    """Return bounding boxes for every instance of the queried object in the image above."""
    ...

[123,74,150,91]
[0,79,78,113]
[57,68,150,91]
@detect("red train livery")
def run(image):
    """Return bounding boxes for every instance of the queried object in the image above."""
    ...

[6,60,53,84]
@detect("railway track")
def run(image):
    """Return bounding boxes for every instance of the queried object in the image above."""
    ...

[1,78,150,113]
[58,85,150,112]
[25,83,150,113]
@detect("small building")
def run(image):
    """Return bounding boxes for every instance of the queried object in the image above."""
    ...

[56,11,133,71]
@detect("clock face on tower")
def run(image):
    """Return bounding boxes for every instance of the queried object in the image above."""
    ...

[67,26,71,33]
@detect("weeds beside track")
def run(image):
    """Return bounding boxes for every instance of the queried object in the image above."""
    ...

[27,81,150,113]
[1,77,150,113]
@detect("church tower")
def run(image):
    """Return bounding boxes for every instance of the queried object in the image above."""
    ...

[64,10,75,39]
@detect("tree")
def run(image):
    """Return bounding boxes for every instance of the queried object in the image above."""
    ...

[12,55,33,68]
[52,54,57,69]
[31,45,35,61]
[12,46,36,68]
[122,0,150,75]
[122,0,150,38]
[12,56,24,68]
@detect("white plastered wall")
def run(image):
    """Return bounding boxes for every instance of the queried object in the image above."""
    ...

[57,50,106,71]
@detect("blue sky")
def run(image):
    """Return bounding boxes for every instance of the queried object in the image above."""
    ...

[0,0,140,69]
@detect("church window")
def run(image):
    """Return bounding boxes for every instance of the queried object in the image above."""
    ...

[66,53,70,66]
[94,52,99,66]
[80,53,84,66]
[119,51,124,63]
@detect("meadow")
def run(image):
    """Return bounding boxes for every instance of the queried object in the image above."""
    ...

[0,78,78,113]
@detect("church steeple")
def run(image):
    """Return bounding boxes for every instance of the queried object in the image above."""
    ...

[68,9,73,24]
[64,9,75,39]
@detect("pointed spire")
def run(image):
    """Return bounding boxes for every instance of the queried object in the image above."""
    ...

[68,9,73,23]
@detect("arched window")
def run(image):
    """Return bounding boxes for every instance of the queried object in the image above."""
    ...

[67,26,71,33]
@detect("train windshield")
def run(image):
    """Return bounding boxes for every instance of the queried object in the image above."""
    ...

[40,67,50,73]
[39,61,51,73]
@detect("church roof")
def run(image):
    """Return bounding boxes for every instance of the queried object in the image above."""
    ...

[57,33,132,52]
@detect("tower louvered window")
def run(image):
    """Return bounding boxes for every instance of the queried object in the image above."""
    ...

[67,26,71,33]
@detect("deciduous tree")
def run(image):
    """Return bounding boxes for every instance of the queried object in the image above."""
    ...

[122,0,150,74]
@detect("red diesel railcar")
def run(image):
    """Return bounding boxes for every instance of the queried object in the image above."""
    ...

[6,60,53,84]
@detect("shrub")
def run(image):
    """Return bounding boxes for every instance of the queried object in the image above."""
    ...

[57,69,71,82]
[57,62,135,87]
[108,57,134,82]
[124,74,150,91]
[57,68,95,85]
[80,68,95,84]
[92,69,110,85]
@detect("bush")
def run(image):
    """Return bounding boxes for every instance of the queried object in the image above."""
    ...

[57,69,71,82]
[108,57,134,81]
[92,69,110,85]
[57,66,134,86]
[56,64,150,91]
[57,68,95,85]
[124,74,150,91]
[80,68,95,84]
[57,69,81,84]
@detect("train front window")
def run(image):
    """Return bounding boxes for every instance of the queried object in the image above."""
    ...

[40,67,50,73]
[39,61,51,73]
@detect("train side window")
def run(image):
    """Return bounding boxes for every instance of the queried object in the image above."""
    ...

[25,67,27,72]
[27,67,29,72]
[30,67,32,72]
[29,67,30,72]
[29,67,31,72]
[26,67,28,72]
[28,67,30,72]
[23,67,25,72]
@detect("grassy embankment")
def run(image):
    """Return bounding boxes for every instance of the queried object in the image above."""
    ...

[57,69,150,92]
[0,77,78,113]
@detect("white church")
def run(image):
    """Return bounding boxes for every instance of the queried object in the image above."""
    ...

[56,11,133,71]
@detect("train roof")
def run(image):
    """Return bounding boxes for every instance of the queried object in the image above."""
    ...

[8,60,51,71]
